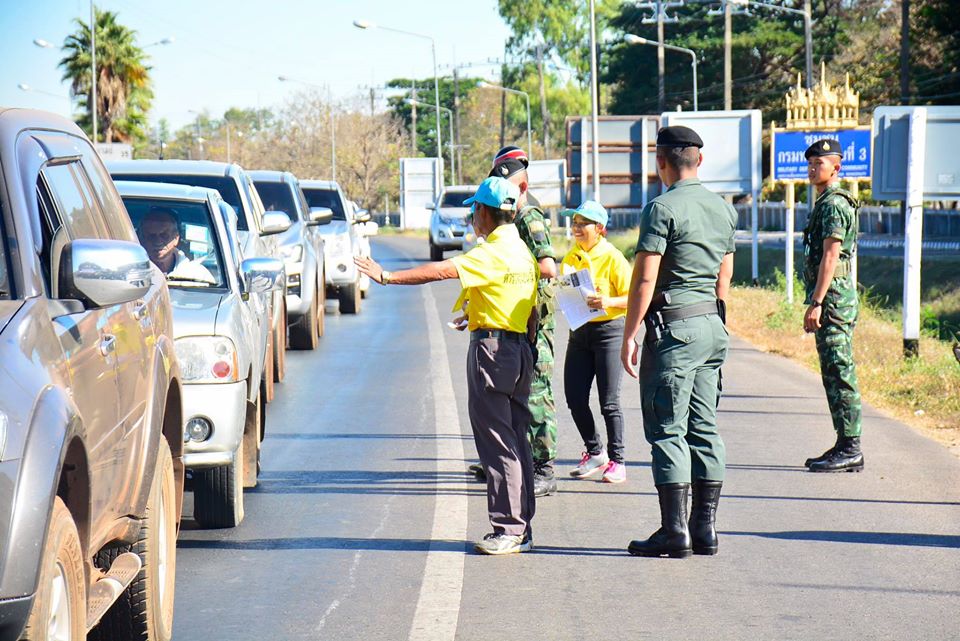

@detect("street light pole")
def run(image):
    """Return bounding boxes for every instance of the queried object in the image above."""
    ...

[353,20,443,177]
[90,0,97,142]
[478,82,533,160]
[625,35,698,111]
[589,0,601,201]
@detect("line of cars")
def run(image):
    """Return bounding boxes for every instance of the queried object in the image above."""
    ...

[0,108,377,641]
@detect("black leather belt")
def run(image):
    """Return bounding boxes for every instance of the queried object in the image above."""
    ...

[644,300,720,341]
[471,329,526,342]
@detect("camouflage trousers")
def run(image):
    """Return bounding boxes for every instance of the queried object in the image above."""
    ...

[528,320,557,464]
[814,309,862,438]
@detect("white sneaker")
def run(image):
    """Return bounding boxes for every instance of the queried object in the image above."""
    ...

[475,533,525,555]
[569,451,610,478]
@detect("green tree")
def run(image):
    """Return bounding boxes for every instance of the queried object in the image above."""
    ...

[912,0,960,104]
[59,8,152,144]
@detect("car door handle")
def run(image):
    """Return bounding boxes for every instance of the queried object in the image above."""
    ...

[100,334,117,357]
[133,302,148,321]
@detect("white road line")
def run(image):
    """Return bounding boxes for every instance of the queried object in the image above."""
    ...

[407,285,469,641]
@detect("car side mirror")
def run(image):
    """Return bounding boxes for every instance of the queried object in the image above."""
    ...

[309,206,334,225]
[59,239,152,308]
[241,257,285,294]
[260,211,292,235]
[358,221,379,237]
[353,209,371,224]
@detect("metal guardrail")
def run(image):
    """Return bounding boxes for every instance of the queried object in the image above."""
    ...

[733,202,960,238]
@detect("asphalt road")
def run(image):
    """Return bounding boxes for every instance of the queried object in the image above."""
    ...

[173,235,960,641]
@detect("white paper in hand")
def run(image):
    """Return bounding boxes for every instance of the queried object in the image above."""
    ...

[556,268,603,330]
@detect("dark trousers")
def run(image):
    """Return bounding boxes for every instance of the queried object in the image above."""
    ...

[564,318,626,463]
[467,336,536,537]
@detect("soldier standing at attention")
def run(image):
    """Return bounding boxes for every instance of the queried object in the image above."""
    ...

[487,146,560,497]
[355,177,539,555]
[620,126,736,559]
[801,139,864,473]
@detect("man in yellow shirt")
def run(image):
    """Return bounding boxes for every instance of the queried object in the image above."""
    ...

[355,177,539,555]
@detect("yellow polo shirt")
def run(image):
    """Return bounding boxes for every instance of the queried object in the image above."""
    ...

[450,224,538,333]
[561,237,632,323]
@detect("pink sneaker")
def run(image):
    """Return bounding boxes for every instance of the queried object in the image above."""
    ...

[601,461,626,484]
[570,451,609,478]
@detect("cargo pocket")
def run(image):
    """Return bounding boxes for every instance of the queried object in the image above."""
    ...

[642,374,676,428]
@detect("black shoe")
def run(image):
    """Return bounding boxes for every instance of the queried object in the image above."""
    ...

[805,434,841,467]
[628,483,693,558]
[808,436,864,473]
[689,480,722,555]
[468,463,486,482]
[533,461,557,497]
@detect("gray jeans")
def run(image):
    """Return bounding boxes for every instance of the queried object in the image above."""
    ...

[467,336,535,537]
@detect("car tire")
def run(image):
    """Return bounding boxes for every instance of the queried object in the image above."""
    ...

[316,272,326,339]
[243,386,263,489]
[429,241,443,262]
[88,439,177,641]
[20,497,85,641]
[193,437,244,529]
[273,302,286,382]
[340,280,361,314]
[263,323,275,404]
[288,287,318,351]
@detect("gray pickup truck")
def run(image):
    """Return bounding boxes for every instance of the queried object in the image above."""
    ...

[0,108,183,641]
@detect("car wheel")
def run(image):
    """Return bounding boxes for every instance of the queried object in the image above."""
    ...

[340,280,361,314]
[273,302,286,382]
[263,323,275,404]
[88,439,177,641]
[429,241,443,262]
[288,287,318,351]
[21,497,85,641]
[243,386,262,488]
[193,437,244,529]
[316,273,326,339]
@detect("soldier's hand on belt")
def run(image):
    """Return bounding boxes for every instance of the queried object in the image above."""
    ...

[803,303,823,333]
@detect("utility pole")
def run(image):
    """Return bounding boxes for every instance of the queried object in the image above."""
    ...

[499,90,507,148]
[536,42,550,155]
[453,66,462,184]
[900,0,910,104]
[90,0,97,142]
[411,81,417,154]
[369,87,375,116]
[724,0,732,109]
[657,0,665,114]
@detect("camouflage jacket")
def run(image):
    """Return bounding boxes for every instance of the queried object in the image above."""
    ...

[802,184,859,305]
[515,204,557,325]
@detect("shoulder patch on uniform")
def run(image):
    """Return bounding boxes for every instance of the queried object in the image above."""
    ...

[528,221,545,234]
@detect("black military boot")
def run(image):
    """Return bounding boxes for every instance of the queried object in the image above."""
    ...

[808,436,864,473]
[533,460,557,497]
[689,480,722,555]
[804,433,841,468]
[627,484,692,558]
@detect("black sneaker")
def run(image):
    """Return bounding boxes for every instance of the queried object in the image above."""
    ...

[533,461,557,497]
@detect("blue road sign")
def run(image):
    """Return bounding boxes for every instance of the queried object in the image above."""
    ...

[773,129,871,181]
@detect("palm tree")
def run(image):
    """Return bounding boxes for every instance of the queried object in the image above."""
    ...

[59,8,153,143]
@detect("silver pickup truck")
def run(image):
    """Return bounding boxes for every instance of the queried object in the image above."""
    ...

[116,181,284,528]
[0,108,183,641]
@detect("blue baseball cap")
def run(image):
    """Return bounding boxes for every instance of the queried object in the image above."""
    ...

[563,200,608,227]
[464,176,521,213]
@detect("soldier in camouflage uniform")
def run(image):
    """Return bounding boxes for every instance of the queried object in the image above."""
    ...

[491,146,560,496]
[801,138,864,473]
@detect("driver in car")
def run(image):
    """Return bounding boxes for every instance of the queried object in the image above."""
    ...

[138,206,215,283]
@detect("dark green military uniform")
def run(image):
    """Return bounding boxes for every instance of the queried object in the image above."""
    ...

[636,178,737,486]
[802,183,862,439]
[514,204,558,465]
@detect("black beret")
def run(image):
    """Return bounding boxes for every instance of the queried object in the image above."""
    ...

[489,158,526,179]
[804,139,842,159]
[656,125,703,148]
[492,145,529,167]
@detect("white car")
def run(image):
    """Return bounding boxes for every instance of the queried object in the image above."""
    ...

[300,180,378,313]
[428,185,477,261]
[117,181,285,528]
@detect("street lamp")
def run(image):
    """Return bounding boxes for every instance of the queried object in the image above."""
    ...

[625,34,698,111]
[17,83,69,101]
[477,81,533,160]
[278,75,337,182]
[32,38,55,49]
[405,98,455,182]
[352,19,443,174]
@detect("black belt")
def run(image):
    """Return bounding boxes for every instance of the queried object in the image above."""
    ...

[470,329,526,342]
[644,301,720,340]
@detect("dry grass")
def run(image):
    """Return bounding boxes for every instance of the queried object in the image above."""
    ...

[728,285,960,456]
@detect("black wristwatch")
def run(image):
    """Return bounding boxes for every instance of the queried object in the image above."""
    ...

[810,299,822,308]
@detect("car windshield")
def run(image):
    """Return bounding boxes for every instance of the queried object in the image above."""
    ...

[254,182,301,221]
[111,174,248,231]
[302,188,346,221]
[441,192,472,208]
[122,196,227,289]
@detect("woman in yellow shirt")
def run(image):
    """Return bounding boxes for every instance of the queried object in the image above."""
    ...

[562,201,633,484]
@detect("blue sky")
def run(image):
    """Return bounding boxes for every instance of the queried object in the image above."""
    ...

[0,0,512,130]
